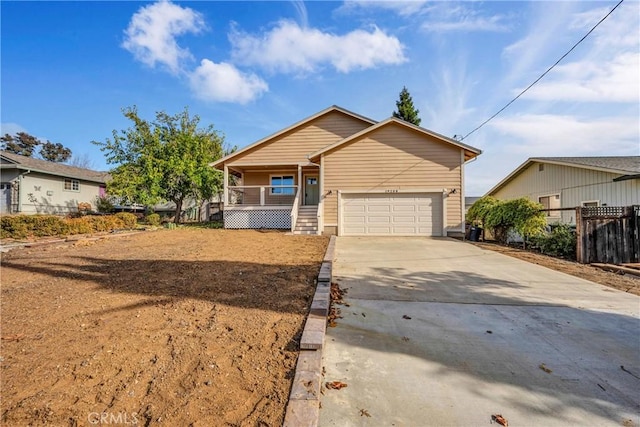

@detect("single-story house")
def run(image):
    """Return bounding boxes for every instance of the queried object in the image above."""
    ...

[212,105,482,236]
[486,156,640,224]
[0,151,109,215]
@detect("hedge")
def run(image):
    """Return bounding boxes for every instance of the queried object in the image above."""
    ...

[0,213,138,239]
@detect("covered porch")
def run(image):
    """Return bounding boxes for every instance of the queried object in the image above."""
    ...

[222,162,322,233]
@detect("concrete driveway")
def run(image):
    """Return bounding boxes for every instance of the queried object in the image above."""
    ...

[319,237,640,427]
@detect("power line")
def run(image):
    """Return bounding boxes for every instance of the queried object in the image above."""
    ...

[460,0,625,141]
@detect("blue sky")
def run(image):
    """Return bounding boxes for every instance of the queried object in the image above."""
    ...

[2,0,638,195]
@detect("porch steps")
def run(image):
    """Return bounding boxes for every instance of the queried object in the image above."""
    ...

[294,206,318,235]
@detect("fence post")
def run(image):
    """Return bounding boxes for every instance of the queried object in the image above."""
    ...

[576,207,584,264]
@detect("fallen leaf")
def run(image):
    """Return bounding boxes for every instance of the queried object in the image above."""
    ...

[325,381,348,390]
[359,408,371,417]
[402,336,410,342]
[491,414,508,426]
[402,315,412,320]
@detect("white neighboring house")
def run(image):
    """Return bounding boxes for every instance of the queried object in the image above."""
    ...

[486,156,640,225]
[0,151,109,215]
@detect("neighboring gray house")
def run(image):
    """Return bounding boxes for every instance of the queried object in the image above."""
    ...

[486,156,640,224]
[0,151,108,215]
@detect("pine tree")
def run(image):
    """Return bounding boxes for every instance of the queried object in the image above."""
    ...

[392,86,421,126]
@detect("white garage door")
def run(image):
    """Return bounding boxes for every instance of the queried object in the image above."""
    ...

[341,193,443,236]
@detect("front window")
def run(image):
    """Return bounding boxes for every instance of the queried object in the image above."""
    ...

[64,178,80,191]
[270,175,294,195]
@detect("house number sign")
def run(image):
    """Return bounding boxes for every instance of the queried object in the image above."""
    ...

[384,189,399,193]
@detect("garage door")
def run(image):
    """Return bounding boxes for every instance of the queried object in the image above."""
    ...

[341,193,443,236]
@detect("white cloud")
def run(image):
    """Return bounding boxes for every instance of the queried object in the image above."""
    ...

[122,0,205,74]
[340,0,431,17]
[489,114,639,155]
[291,0,309,28]
[521,52,639,103]
[422,5,510,33]
[189,59,268,104]
[229,20,406,74]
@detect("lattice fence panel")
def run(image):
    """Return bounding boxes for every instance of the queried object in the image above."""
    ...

[224,209,291,229]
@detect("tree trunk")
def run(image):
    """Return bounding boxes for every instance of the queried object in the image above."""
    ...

[174,199,183,224]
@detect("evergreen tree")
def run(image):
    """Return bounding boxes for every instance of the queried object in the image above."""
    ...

[1,132,73,162]
[40,141,72,162]
[392,86,421,126]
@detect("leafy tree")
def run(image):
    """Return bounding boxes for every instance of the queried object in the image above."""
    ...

[93,106,226,223]
[1,132,73,162]
[1,132,40,157]
[40,141,72,162]
[484,198,547,247]
[467,196,499,241]
[392,86,421,126]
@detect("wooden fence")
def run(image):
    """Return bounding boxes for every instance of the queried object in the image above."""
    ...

[576,206,639,264]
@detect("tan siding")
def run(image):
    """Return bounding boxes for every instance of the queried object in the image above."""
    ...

[228,112,372,166]
[322,124,463,230]
[492,162,640,224]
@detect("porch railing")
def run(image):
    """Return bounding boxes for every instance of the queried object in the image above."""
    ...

[290,186,302,232]
[228,186,298,206]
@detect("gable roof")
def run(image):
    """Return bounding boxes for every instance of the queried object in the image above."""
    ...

[487,156,640,195]
[308,117,482,162]
[211,105,377,169]
[0,151,109,183]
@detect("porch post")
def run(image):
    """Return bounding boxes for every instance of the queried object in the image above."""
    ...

[297,164,302,202]
[260,187,265,206]
[223,165,229,205]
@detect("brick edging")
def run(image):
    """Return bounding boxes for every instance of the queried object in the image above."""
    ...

[283,235,336,427]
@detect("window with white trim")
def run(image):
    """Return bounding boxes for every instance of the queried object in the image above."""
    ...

[270,175,294,195]
[581,200,599,207]
[64,178,80,191]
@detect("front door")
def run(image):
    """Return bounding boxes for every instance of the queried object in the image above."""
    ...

[304,175,319,205]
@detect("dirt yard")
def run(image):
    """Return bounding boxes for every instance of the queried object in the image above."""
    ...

[0,229,328,426]
[472,241,640,296]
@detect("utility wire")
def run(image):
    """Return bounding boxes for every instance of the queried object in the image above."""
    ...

[460,0,625,141]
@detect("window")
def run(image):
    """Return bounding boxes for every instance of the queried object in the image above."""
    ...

[539,194,560,217]
[270,175,294,195]
[538,164,544,172]
[64,178,79,191]
[582,200,599,207]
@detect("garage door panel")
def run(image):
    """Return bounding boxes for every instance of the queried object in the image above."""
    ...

[367,205,391,212]
[341,193,443,236]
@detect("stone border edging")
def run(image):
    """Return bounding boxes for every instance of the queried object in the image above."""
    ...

[283,235,336,427]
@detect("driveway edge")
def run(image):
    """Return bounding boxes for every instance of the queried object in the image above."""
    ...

[283,235,336,427]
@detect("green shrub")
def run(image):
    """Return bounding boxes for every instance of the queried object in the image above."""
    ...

[145,213,161,226]
[114,212,138,229]
[95,195,115,214]
[485,198,546,244]
[530,224,576,259]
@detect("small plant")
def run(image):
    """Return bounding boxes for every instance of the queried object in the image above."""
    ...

[529,224,576,259]
[94,195,115,214]
[114,212,138,229]
[145,213,161,226]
